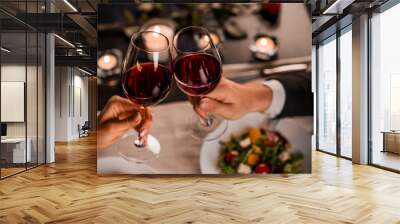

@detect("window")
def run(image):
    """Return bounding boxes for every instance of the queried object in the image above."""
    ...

[370,2,400,171]
[317,36,337,154]
[339,27,352,158]
[316,25,353,159]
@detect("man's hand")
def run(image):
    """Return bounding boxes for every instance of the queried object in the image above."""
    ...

[97,95,152,149]
[195,78,273,120]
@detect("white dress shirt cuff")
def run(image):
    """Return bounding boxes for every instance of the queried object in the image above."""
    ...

[262,80,286,119]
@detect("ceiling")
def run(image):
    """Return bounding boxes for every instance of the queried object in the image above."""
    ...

[0,0,99,71]
[310,0,391,43]
[1,0,391,70]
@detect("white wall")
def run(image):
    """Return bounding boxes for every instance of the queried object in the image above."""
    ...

[1,66,26,128]
[1,65,26,140]
[1,64,46,164]
[54,67,89,141]
[72,74,89,138]
[55,66,70,141]
[1,65,39,138]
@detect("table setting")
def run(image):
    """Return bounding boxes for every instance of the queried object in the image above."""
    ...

[98,101,312,174]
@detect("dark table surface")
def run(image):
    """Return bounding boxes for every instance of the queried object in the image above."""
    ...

[220,4,311,64]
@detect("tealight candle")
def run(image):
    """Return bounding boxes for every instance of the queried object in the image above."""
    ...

[98,53,118,71]
[143,25,173,62]
[145,25,174,49]
[255,36,275,54]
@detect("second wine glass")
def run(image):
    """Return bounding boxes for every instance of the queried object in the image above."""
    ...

[172,26,228,141]
[119,31,173,163]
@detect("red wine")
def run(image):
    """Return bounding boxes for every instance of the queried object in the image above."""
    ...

[174,53,221,96]
[122,62,172,107]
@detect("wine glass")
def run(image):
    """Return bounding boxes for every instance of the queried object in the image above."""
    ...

[119,31,172,163]
[172,26,228,141]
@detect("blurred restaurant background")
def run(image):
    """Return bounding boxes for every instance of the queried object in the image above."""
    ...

[97,3,311,109]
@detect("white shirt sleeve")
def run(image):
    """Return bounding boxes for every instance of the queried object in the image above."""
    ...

[262,80,286,119]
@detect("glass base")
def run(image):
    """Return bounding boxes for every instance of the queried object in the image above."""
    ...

[117,132,161,164]
[190,113,228,141]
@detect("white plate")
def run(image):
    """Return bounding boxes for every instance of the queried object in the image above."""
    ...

[199,113,313,174]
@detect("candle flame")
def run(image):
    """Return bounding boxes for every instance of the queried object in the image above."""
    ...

[103,55,111,64]
[153,25,161,37]
[260,38,268,46]
[203,35,210,42]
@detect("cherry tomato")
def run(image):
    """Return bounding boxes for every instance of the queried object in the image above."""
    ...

[224,150,238,162]
[255,163,270,174]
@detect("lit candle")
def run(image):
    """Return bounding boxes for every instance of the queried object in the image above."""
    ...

[255,36,276,55]
[145,25,174,49]
[143,25,173,62]
[148,25,174,40]
[98,53,118,71]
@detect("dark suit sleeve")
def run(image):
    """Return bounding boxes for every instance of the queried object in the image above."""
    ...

[265,70,313,119]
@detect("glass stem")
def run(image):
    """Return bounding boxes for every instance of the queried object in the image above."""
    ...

[190,96,214,127]
[134,131,146,148]
[134,107,147,148]
[201,114,214,127]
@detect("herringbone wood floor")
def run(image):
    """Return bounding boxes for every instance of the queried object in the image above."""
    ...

[0,136,400,224]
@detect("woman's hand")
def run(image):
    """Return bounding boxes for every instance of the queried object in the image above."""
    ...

[97,95,152,149]
[195,77,273,120]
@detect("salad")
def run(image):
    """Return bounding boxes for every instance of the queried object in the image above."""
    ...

[218,128,303,174]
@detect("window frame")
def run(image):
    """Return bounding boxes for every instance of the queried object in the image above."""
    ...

[315,21,353,161]
[367,0,400,173]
